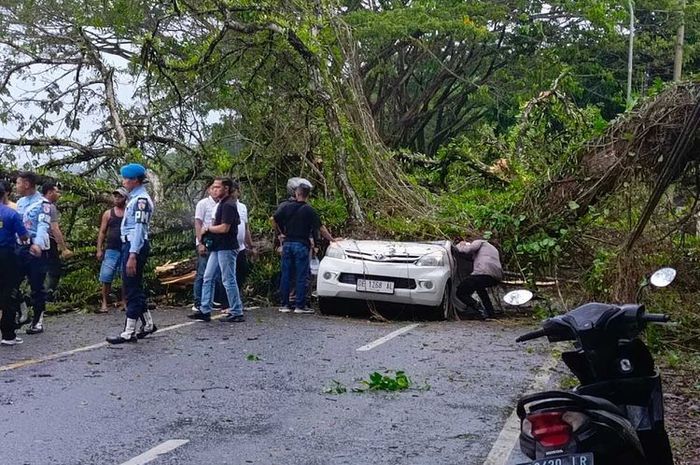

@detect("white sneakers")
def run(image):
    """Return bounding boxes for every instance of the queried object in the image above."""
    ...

[1,337,24,346]
[278,307,314,314]
[293,308,315,314]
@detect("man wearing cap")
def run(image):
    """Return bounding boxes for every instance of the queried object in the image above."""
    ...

[273,182,321,314]
[0,182,29,345]
[96,187,127,313]
[107,163,157,344]
[15,171,56,334]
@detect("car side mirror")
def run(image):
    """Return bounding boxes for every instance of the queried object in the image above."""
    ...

[650,267,676,288]
[503,289,534,306]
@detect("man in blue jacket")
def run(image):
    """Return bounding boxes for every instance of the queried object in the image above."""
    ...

[0,182,29,345]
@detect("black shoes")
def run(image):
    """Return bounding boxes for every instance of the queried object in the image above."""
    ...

[136,324,158,339]
[106,334,137,344]
[26,325,44,335]
[187,311,211,322]
[220,314,245,323]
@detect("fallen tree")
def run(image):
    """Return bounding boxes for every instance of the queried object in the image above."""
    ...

[523,82,700,234]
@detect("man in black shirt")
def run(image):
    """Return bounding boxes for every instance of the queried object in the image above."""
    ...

[273,183,320,314]
[188,178,245,323]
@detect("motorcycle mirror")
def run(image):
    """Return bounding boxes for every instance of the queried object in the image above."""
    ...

[503,289,534,306]
[650,267,677,288]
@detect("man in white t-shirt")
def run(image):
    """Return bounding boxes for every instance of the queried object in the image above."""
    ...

[232,181,254,296]
[193,184,218,311]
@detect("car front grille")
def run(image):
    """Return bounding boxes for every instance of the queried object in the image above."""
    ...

[337,273,417,290]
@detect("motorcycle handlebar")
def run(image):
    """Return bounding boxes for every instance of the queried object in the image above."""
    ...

[642,313,671,323]
[516,328,547,343]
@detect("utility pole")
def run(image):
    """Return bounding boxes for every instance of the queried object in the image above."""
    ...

[674,0,686,81]
[627,0,635,107]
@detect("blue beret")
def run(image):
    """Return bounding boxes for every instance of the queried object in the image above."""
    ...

[120,163,146,179]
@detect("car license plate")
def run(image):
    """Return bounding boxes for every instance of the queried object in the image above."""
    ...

[356,279,395,294]
[518,453,594,465]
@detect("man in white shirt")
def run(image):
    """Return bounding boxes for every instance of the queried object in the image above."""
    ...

[192,184,218,311]
[232,182,254,296]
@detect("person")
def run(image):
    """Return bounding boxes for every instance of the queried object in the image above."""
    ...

[41,182,73,302]
[273,183,321,314]
[15,171,55,335]
[0,182,29,345]
[192,183,218,312]
[188,177,245,323]
[96,187,127,313]
[455,238,503,319]
[231,181,255,297]
[106,163,157,344]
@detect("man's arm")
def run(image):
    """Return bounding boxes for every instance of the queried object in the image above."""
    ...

[456,240,482,255]
[207,222,231,234]
[13,211,28,243]
[244,223,254,250]
[96,210,110,259]
[51,222,67,250]
[319,225,337,242]
[206,202,237,234]
[311,209,321,244]
[195,218,204,245]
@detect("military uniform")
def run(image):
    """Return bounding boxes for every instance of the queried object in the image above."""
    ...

[16,192,56,334]
[107,164,157,344]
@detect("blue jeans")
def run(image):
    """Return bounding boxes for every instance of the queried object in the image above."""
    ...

[201,249,243,316]
[99,248,122,283]
[280,242,310,309]
[193,251,227,309]
[17,246,48,326]
[193,252,208,308]
[122,241,150,320]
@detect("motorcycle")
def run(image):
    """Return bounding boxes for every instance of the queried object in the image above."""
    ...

[503,268,676,465]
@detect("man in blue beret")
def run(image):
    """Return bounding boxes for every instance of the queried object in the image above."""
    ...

[107,163,158,344]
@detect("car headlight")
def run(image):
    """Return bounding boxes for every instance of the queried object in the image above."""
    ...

[325,245,346,260]
[415,251,444,267]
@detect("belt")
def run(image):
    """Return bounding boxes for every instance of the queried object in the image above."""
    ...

[122,236,149,243]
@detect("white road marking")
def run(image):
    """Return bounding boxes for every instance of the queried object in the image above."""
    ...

[0,315,224,372]
[118,439,189,465]
[481,351,560,465]
[356,323,420,351]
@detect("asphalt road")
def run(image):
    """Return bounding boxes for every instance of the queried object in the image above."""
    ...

[0,307,549,465]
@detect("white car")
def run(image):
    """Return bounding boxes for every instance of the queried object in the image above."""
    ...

[316,239,469,319]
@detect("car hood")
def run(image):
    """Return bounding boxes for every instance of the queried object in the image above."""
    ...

[335,239,450,259]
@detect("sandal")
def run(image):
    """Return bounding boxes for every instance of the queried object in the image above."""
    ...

[95,308,109,314]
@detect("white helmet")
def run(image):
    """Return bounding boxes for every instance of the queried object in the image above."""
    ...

[286,177,313,196]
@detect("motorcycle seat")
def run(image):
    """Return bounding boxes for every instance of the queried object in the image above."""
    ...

[578,394,625,417]
[518,390,625,419]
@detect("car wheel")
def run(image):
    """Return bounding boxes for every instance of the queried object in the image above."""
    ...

[318,297,332,315]
[437,283,456,320]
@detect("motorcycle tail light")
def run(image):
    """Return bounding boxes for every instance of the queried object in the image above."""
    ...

[525,411,572,448]
[562,411,589,432]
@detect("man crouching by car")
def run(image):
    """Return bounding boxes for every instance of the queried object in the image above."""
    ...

[273,182,320,314]
[455,238,503,319]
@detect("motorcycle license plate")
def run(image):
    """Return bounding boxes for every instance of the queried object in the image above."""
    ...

[517,453,594,465]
